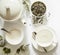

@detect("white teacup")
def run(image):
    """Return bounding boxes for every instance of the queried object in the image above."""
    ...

[4,20,24,45]
[33,26,56,47]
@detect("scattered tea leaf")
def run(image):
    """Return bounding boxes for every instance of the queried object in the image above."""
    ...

[24,22,26,24]
[3,47,11,55]
[33,32,37,35]
[20,45,25,51]
[0,36,5,47]
[43,47,47,52]
[23,0,30,11]
[32,32,37,40]
[16,48,20,54]
[0,35,3,41]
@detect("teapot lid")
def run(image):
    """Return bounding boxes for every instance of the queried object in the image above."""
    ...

[0,0,22,21]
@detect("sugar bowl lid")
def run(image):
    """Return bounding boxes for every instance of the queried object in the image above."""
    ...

[0,0,23,21]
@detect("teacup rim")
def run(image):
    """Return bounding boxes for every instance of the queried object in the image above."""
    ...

[5,28,24,45]
[34,25,56,47]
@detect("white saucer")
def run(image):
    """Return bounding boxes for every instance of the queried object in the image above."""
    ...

[32,37,58,52]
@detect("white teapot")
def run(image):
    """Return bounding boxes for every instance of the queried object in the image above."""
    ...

[0,0,23,21]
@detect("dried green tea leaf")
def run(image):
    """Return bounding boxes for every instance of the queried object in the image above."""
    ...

[3,47,11,54]
[16,48,20,54]
[31,1,46,16]
[0,35,2,41]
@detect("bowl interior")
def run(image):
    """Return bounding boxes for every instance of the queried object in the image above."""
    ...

[4,21,24,45]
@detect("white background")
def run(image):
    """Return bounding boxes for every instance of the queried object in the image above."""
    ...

[0,0,60,55]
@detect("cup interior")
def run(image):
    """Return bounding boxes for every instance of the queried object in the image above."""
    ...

[4,21,24,45]
[34,26,55,47]
[5,28,23,45]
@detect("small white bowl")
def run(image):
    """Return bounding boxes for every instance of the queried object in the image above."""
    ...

[5,29,24,45]
[4,21,24,45]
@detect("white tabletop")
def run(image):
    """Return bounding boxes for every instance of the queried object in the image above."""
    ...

[0,0,60,55]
